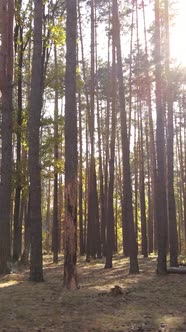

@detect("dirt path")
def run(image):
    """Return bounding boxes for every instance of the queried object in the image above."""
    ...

[0,256,186,331]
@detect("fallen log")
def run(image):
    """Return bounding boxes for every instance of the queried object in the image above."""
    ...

[167,267,186,274]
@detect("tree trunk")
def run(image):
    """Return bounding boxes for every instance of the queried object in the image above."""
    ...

[87,0,101,260]
[45,177,51,253]
[64,0,78,289]
[135,3,148,257]
[13,0,24,263]
[28,0,43,282]
[164,0,178,267]
[114,0,139,274]
[155,0,168,274]
[142,0,157,253]
[0,0,14,274]
[52,44,59,264]
[146,122,153,254]
[105,1,116,268]
[78,92,85,256]
[20,197,31,265]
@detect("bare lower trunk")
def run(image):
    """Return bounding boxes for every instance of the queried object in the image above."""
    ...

[155,0,167,274]
[64,0,78,289]
[114,0,139,273]
[28,0,43,282]
[0,0,14,274]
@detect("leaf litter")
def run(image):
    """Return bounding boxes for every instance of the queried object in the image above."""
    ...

[0,255,186,332]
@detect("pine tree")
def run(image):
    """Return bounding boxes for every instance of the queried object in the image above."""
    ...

[64,0,78,289]
[28,0,43,282]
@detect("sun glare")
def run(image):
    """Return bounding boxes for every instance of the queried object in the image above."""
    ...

[0,280,20,289]
[170,0,186,66]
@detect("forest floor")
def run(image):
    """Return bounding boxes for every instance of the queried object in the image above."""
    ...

[0,255,186,332]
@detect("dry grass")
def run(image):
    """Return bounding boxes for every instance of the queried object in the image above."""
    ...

[0,255,186,331]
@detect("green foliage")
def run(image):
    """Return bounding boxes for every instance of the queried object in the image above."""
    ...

[45,59,65,98]
[97,61,112,100]
[50,17,65,46]
[40,114,64,180]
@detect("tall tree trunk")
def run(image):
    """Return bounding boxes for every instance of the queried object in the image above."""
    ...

[102,38,111,256]
[64,0,78,289]
[78,0,92,257]
[13,0,24,262]
[46,176,51,253]
[0,0,14,274]
[164,0,178,267]
[128,1,134,145]
[78,91,85,255]
[28,0,43,282]
[145,122,153,254]
[136,2,148,257]
[114,0,139,273]
[84,120,89,254]
[175,111,184,253]
[97,97,105,255]
[139,108,148,258]
[87,0,101,260]
[95,26,105,258]
[20,196,31,265]
[133,107,139,243]
[175,129,182,253]
[52,45,59,264]
[142,0,157,253]
[184,107,186,247]
[155,0,167,274]
[105,1,116,268]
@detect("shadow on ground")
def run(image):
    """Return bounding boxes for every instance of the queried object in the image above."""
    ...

[0,256,186,331]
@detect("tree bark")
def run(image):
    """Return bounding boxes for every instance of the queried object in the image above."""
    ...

[0,0,14,274]
[86,0,101,260]
[13,0,24,262]
[52,45,59,264]
[155,0,168,274]
[114,0,139,273]
[64,0,78,289]
[28,0,43,282]
[78,92,85,256]
[105,0,116,268]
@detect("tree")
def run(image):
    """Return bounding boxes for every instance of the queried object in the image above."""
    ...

[13,0,24,262]
[64,0,78,289]
[155,0,168,274]
[105,0,116,268]
[114,0,139,273]
[164,0,178,267]
[86,0,101,261]
[135,2,148,257]
[141,0,157,254]
[0,0,14,274]
[52,45,59,264]
[28,0,43,282]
